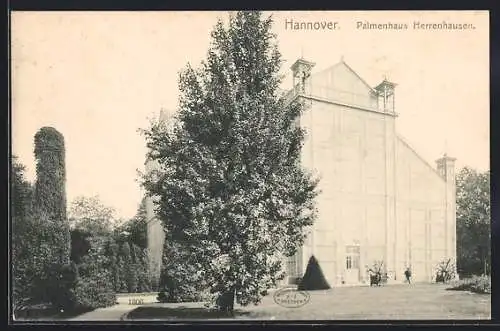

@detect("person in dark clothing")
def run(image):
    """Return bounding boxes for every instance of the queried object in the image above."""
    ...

[404,267,412,284]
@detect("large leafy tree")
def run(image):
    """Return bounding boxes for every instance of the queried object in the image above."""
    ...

[142,11,318,312]
[69,195,118,236]
[456,167,490,276]
[68,196,118,268]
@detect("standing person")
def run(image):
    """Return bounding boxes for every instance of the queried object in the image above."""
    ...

[368,268,375,286]
[404,267,412,284]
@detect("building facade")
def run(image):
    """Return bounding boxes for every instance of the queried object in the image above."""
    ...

[145,110,169,287]
[145,58,457,287]
[284,58,456,285]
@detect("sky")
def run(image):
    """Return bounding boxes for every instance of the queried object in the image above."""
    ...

[11,11,489,219]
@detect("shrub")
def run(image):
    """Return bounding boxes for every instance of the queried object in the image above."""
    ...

[156,270,205,303]
[135,246,152,293]
[156,290,168,303]
[72,277,116,309]
[70,229,92,265]
[298,255,331,291]
[71,237,116,309]
[448,275,491,294]
[156,242,206,302]
[13,211,71,313]
[367,261,387,286]
[45,262,79,310]
[435,259,456,283]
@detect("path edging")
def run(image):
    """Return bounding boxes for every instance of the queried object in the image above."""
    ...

[120,308,135,321]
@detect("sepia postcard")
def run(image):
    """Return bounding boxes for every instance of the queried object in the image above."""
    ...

[10,10,490,322]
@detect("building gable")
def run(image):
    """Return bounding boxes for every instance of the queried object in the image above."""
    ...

[308,61,378,110]
[311,61,375,97]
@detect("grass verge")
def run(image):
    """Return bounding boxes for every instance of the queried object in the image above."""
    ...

[14,303,94,321]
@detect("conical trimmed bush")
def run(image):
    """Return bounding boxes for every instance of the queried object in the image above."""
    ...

[298,255,331,290]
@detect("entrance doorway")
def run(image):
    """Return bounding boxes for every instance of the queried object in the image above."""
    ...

[345,245,360,284]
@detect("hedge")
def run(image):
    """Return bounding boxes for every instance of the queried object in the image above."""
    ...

[448,275,491,294]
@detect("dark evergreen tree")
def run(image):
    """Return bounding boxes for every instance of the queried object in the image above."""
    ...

[33,127,70,265]
[115,198,148,249]
[298,255,331,291]
[129,244,139,293]
[105,239,121,292]
[11,156,33,219]
[132,244,151,292]
[117,256,128,293]
[128,198,148,249]
[11,156,35,314]
[118,242,138,293]
[141,11,318,312]
[141,249,152,292]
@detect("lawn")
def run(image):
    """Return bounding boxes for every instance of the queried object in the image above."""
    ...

[125,283,491,320]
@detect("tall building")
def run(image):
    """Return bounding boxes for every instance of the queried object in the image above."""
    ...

[144,109,169,287]
[284,58,456,285]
